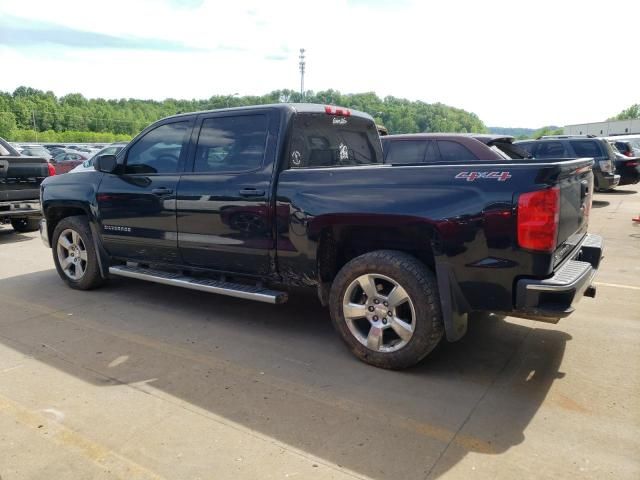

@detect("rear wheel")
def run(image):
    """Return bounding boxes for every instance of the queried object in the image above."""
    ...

[11,217,40,232]
[52,216,104,290]
[329,250,443,369]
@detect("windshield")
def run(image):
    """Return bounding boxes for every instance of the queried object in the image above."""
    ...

[288,113,383,168]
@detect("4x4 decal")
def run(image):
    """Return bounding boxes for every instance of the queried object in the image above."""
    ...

[455,171,512,182]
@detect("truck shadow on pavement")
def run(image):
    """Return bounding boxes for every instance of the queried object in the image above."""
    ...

[0,227,35,245]
[0,270,573,480]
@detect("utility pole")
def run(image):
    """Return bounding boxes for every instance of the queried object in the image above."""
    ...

[32,111,38,142]
[298,48,306,100]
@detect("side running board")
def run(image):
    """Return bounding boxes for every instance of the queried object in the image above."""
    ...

[108,265,288,304]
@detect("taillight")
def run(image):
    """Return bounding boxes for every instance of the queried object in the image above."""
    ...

[324,105,351,116]
[47,162,56,176]
[598,160,613,173]
[627,161,638,167]
[517,187,560,252]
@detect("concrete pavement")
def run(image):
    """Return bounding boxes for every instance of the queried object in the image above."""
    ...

[0,185,639,480]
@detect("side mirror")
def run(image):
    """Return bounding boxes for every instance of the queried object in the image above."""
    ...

[94,154,118,173]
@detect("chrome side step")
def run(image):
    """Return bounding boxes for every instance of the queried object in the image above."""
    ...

[108,265,288,304]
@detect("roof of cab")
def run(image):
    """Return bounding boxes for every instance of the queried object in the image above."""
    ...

[163,103,374,122]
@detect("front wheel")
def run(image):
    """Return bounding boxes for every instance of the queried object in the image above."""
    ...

[329,250,443,369]
[51,216,105,290]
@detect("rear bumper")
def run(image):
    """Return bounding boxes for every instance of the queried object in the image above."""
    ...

[617,165,640,185]
[514,233,603,321]
[0,200,42,219]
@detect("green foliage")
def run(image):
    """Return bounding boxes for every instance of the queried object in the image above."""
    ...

[517,126,564,140]
[1,86,488,141]
[489,126,536,137]
[0,112,16,138]
[610,104,640,121]
[9,129,131,143]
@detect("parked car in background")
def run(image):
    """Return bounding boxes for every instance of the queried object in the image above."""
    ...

[46,146,68,157]
[516,136,619,191]
[18,144,53,160]
[381,134,530,163]
[608,137,640,157]
[69,142,128,173]
[51,150,90,174]
[610,148,640,186]
[1,137,54,232]
[9,142,23,154]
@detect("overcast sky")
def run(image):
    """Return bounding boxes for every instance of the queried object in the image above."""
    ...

[0,0,638,128]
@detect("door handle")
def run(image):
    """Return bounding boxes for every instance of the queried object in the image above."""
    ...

[151,187,173,195]
[239,188,265,197]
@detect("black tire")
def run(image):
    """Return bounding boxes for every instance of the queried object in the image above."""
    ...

[329,250,443,369]
[11,217,40,232]
[51,215,105,290]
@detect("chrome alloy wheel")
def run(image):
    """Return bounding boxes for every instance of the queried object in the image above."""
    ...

[56,228,88,280]
[342,273,416,353]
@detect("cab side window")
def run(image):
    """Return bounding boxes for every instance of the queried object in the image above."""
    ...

[125,122,189,174]
[193,115,268,173]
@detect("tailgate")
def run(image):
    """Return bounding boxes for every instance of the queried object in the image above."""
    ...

[553,159,594,266]
[0,156,49,202]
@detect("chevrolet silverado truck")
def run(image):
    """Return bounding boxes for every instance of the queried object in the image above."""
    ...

[1,137,53,232]
[39,104,603,369]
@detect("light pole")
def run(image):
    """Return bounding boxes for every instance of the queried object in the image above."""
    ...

[226,92,239,108]
[298,48,306,100]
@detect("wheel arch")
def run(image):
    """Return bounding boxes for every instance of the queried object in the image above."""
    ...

[45,203,109,279]
[316,221,469,342]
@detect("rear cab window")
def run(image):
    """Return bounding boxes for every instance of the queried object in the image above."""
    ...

[288,113,382,168]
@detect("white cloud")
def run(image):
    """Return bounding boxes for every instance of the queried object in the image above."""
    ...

[1,0,638,127]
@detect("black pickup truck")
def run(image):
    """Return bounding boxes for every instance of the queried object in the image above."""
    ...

[1,137,53,232]
[39,104,603,369]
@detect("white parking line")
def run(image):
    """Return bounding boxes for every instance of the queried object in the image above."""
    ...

[595,282,640,291]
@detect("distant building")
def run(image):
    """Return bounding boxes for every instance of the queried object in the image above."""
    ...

[564,119,640,136]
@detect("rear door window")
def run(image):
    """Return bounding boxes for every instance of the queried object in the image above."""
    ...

[436,140,478,161]
[385,141,427,164]
[193,114,268,173]
[289,113,382,168]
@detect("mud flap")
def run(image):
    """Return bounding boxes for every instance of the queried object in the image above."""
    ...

[435,262,469,342]
[89,221,110,279]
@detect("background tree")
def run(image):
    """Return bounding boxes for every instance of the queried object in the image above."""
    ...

[610,104,640,121]
[0,85,488,141]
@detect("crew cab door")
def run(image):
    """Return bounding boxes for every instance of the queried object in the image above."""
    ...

[176,110,279,276]
[97,119,192,263]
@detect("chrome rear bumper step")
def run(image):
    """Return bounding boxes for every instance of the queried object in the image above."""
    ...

[108,265,288,304]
